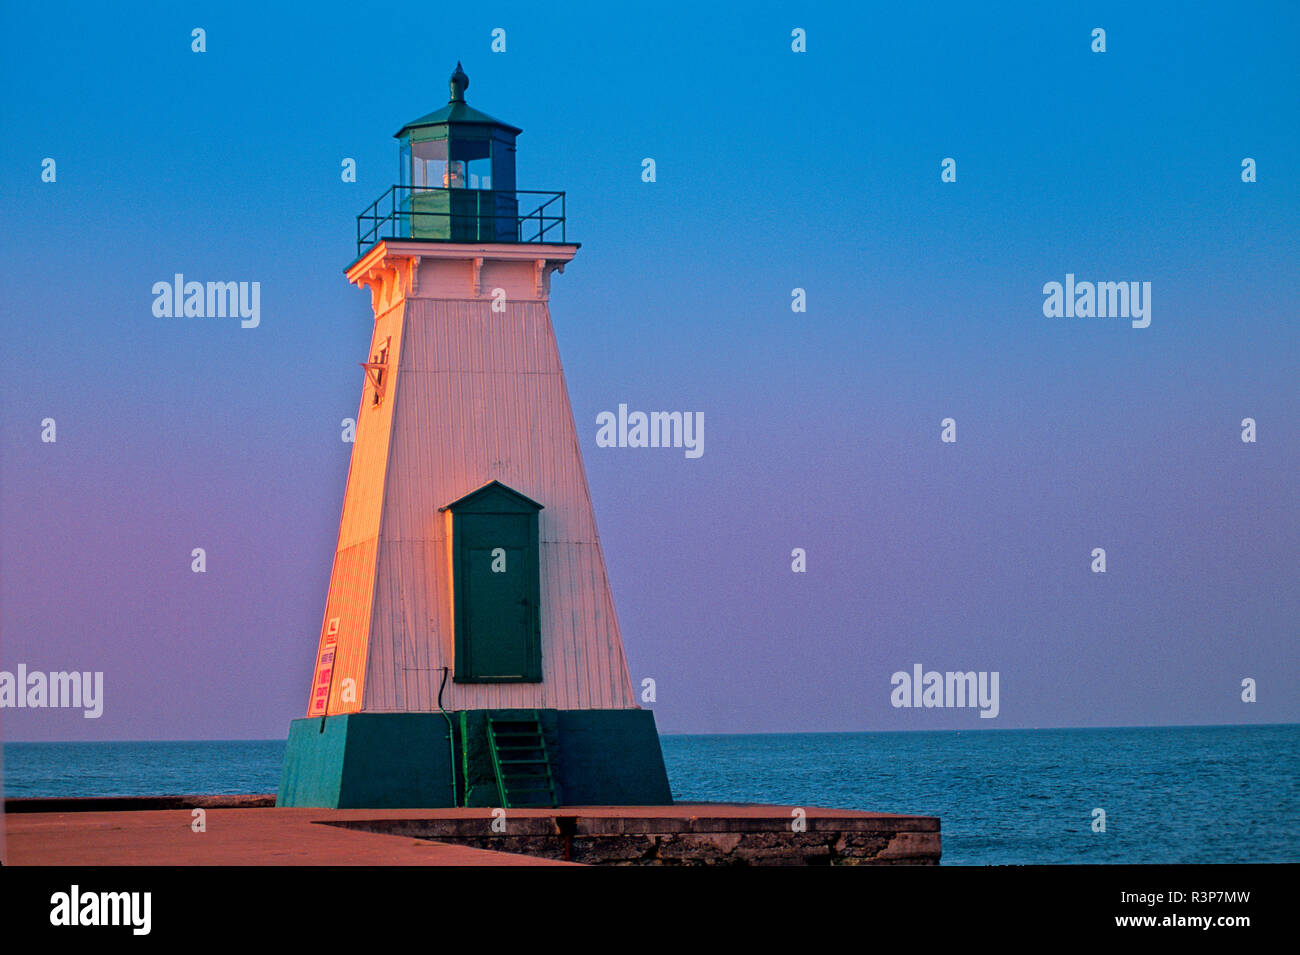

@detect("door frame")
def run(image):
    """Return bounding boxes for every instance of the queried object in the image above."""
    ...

[441,481,544,683]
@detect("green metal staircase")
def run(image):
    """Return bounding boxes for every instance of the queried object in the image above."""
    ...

[486,711,558,808]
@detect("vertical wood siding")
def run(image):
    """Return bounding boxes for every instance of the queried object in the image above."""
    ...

[361,294,637,711]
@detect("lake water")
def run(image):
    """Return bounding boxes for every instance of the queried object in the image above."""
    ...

[5,723,1296,865]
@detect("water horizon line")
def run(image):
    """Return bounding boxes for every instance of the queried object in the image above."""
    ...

[4,719,1297,746]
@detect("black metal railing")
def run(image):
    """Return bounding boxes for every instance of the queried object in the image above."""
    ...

[356,186,566,256]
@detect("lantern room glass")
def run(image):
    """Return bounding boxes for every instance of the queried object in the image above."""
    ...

[401,135,499,191]
[401,139,450,190]
[450,138,492,190]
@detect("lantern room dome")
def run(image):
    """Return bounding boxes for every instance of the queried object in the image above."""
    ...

[393,62,522,138]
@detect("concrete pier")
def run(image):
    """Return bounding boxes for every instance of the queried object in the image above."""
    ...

[5,796,940,866]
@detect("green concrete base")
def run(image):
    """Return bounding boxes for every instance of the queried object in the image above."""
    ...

[277,709,672,809]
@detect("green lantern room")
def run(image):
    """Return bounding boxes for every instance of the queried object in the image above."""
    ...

[395,62,521,243]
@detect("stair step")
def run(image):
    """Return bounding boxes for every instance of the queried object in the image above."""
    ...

[485,710,557,809]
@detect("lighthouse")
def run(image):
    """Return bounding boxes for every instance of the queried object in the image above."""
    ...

[278,64,672,809]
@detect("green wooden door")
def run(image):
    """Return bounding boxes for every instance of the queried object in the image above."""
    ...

[462,514,533,679]
[447,483,543,683]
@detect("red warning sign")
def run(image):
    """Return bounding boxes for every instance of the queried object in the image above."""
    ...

[308,617,340,717]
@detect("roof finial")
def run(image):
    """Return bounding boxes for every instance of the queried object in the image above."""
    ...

[449,62,469,103]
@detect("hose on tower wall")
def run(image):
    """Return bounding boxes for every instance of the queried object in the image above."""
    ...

[437,666,458,807]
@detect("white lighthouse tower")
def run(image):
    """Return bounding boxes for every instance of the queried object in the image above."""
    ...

[279,64,671,808]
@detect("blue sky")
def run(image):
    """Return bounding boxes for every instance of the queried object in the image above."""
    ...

[1,1,1297,739]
